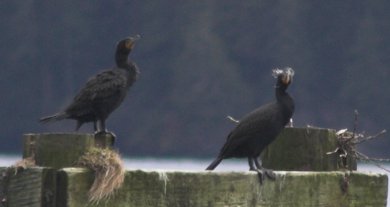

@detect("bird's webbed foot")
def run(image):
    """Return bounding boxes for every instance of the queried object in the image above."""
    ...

[94,130,116,146]
[94,120,116,138]
[249,157,276,184]
[94,130,116,137]
[255,167,276,184]
[95,129,116,137]
[258,167,276,179]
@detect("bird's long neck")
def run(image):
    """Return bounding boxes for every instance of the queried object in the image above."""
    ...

[115,50,131,68]
[119,58,139,87]
[115,50,139,85]
[275,85,288,102]
[127,61,139,75]
[275,85,294,121]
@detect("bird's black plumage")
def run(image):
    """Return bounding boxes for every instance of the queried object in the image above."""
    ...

[40,35,141,133]
[206,68,295,171]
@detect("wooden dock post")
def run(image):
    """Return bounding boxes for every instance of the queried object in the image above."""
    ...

[0,167,56,207]
[23,133,114,169]
[262,127,357,171]
[57,169,387,207]
[0,128,387,207]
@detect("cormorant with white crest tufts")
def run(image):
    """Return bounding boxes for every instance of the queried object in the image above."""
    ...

[206,68,295,179]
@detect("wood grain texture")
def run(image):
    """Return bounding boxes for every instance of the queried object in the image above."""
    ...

[58,169,387,207]
[262,127,357,171]
[23,133,114,169]
[0,167,56,207]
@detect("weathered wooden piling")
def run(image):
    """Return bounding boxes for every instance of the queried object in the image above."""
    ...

[23,133,114,168]
[1,167,387,207]
[0,167,57,207]
[57,169,387,207]
[0,128,387,207]
[262,127,357,171]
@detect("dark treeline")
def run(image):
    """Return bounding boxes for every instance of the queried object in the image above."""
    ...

[0,1,389,157]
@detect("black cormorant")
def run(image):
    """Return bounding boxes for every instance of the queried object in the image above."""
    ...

[40,35,141,134]
[206,68,295,175]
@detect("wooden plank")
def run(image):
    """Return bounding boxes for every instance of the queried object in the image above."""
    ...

[0,167,56,207]
[58,168,387,207]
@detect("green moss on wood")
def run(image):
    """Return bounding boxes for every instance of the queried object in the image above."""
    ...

[23,133,95,169]
[25,128,356,171]
[57,169,387,207]
[23,133,115,169]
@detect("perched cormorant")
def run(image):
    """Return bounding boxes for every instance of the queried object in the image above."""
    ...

[206,68,295,175]
[40,35,141,134]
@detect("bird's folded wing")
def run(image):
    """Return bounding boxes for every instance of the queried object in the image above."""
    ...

[74,70,127,102]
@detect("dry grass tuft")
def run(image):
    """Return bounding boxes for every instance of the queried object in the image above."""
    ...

[77,148,125,203]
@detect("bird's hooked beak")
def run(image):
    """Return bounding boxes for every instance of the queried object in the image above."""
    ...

[125,34,141,49]
[284,67,295,84]
[281,72,292,85]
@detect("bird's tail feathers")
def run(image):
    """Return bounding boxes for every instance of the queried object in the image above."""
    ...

[39,112,68,123]
[206,158,223,171]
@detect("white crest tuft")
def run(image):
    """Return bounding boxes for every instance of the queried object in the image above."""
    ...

[272,68,284,78]
[272,67,295,78]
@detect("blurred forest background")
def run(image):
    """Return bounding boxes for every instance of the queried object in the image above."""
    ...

[0,1,389,158]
